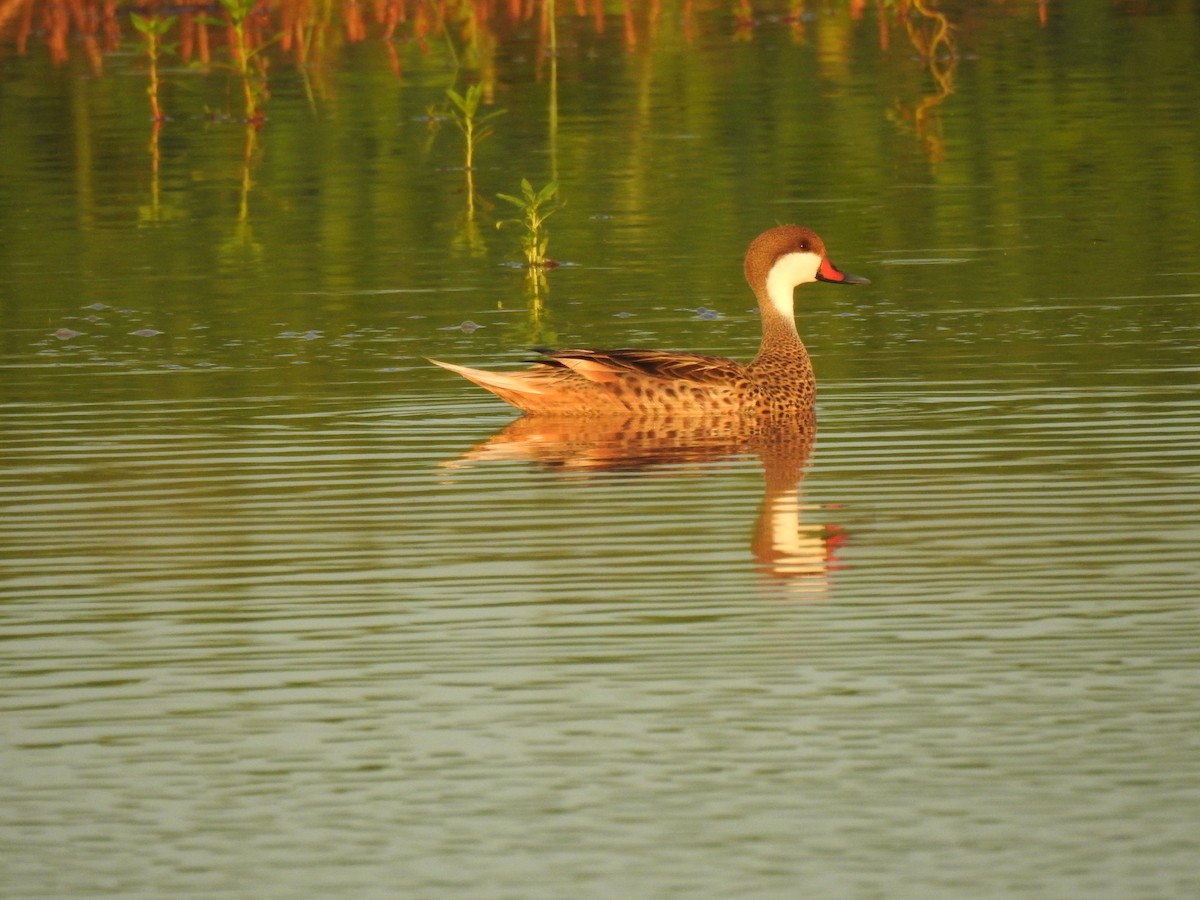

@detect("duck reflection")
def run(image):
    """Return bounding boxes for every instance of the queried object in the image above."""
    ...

[444,414,844,586]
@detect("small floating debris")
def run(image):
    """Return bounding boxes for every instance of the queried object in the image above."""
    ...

[53,328,83,340]
[693,306,721,320]
[130,328,163,337]
[278,330,322,340]
[439,321,482,333]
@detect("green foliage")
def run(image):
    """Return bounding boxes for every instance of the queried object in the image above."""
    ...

[217,0,256,24]
[130,13,174,39]
[497,179,561,270]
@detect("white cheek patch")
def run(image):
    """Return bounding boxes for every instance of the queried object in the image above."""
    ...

[765,251,822,318]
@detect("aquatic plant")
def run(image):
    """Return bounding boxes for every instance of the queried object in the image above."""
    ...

[445,83,506,173]
[131,12,175,122]
[446,82,506,221]
[213,0,275,124]
[897,0,955,62]
[497,178,560,271]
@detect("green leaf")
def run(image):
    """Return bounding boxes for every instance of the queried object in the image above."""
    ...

[132,13,175,37]
[219,0,254,19]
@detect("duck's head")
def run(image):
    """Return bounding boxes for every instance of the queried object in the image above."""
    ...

[745,225,869,321]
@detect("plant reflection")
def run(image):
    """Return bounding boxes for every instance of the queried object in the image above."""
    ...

[443,414,844,590]
[138,120,164,225]
[218,123,265,265]
[2,0,1047,172]
[887,0,957,165]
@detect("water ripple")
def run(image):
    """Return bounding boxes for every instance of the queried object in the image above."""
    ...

[2,381,1198,899]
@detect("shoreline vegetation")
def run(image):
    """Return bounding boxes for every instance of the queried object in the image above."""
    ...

[2,1,974,109]
[0,0,971,168]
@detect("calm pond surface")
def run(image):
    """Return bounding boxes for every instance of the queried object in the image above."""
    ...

[2,2,1199,897]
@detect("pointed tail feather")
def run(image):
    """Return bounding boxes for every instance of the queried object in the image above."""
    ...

[428,358,547,395]
[428,358,553,413]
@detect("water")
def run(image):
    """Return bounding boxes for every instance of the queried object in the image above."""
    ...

[3,3,1200,897]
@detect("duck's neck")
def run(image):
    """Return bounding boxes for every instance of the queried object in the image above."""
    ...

[753,290,808,362]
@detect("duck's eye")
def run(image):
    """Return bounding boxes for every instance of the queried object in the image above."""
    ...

[798,241,810,252]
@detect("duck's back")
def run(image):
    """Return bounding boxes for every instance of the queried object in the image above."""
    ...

[526,348,751,416]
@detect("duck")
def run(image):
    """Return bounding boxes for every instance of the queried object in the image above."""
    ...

[429,224,868,417]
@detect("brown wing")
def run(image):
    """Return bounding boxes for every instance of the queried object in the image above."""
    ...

[537,348,747,386]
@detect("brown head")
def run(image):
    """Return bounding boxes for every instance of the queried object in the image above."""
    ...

[743,225,869,327]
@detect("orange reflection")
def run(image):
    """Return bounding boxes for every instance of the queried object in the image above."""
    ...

[444,414,845,590]
[7,0,115,70]
[0,0,1045,92]
[888,0,957,166]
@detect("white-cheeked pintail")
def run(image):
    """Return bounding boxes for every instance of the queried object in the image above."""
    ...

[430,224,869,417]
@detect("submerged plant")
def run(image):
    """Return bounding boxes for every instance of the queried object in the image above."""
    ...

[496,179,561,270]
